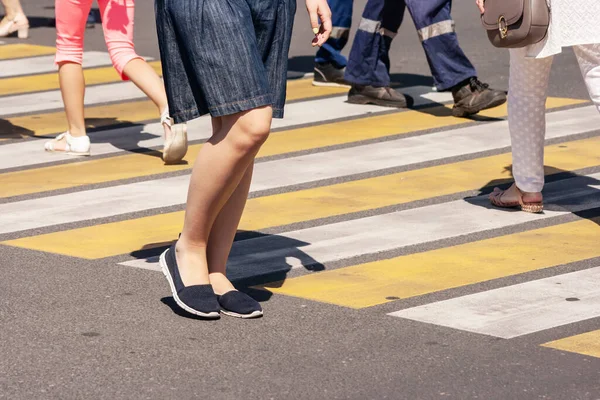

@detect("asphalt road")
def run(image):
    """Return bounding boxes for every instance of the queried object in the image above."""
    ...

[1,1,599,399]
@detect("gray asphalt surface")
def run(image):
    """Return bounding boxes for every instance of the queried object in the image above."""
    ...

[1,1,600,399]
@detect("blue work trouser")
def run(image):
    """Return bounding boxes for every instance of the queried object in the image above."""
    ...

[314,0,353,68]
[344,0,477,91]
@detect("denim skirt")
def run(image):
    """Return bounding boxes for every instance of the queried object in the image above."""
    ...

[155,0,296,123]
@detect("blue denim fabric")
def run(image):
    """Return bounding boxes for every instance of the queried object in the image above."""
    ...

[315,0,353,68]
[155,0,296,123]
[345,0,477,91]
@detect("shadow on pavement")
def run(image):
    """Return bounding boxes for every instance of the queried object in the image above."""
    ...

[465,165,600,227]
[0,118,34,139]
[140,231,323,312]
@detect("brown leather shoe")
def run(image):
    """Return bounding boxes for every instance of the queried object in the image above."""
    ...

[347,85,413,108]
[451,77,507,117]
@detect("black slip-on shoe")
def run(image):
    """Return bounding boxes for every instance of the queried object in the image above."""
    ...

[217,291,263,319]
[159,244,220,319]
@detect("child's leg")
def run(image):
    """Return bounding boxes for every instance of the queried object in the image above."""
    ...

[55,0,92,140]
[176,106,272,287]
[99,0,168,116]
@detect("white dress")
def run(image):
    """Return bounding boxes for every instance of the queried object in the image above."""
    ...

[526,0,600,58]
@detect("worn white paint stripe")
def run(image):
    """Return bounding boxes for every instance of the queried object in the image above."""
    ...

[0,86,452,171]
[120,173,600,277]
[0,51,115,79]
[0,106,596,235]
[390,267,600,339]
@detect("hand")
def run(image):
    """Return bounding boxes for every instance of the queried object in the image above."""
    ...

[476,0,485,14]
[306,0,332,47]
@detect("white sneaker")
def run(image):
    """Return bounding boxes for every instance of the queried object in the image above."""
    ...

[44,132,91,156]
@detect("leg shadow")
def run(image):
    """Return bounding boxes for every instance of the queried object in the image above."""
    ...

[140,231,323,314]
[0,118,35,139]
[465,164,600,226]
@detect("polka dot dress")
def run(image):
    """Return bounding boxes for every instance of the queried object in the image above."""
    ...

[508,44,600,193]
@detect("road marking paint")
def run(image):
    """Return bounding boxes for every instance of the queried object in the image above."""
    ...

[389,267,600,338]
[542,330,600,358]
[2,135,599,258]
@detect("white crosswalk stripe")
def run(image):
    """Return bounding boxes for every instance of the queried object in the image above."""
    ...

[1,49,600,353]
[389,267,600,339]
[0,51,115,78]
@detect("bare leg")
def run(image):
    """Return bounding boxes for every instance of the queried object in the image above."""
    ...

[122,58,168,114]
[47,62,87,152]
[175,106,272,287]
[0,0,25,19]
[207,163,254,294]
[122,58,172,139]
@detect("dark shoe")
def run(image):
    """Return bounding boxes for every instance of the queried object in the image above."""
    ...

[217,291,263,319]
[347,85,414,108]
[451,77,507,117]
[159,243,220,319]
[313,62,351,88]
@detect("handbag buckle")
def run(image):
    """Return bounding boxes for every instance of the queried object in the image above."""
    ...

[498,15,508,39]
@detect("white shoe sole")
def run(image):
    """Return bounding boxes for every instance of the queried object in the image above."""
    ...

[159,250,220,319]
[45,150,91,156]
[221,309,264,319]
[311,80,351,89]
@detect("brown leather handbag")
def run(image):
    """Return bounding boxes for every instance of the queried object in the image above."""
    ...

[481,0,550,48]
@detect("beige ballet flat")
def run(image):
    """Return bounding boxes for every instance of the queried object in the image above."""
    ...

[161,109,188,165]
[0,13,29,38]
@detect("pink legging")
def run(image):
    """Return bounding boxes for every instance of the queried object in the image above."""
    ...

[55,0,142,80]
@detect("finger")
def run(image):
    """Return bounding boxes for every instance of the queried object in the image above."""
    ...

[308,6,320,34]
[318,10,332,45]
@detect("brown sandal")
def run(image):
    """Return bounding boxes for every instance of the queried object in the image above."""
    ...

[489,183,544,213]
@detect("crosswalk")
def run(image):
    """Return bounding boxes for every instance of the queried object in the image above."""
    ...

[1,43,599,360]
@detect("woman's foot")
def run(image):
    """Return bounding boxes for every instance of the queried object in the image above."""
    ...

[159,243,220,318]
[44,132,91,156]
[0,13,29,38]
[161,109,188,164]
[489,183,544,213]
[210,273,263,318]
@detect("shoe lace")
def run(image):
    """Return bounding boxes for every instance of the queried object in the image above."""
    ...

[469,77,489,92]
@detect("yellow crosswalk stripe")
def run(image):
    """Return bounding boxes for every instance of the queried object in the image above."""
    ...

[0,97,581,198]
[0,62,163,97]
[1,100,159,139]
[1,79,353,140]
[0,44,55,60]
[285,78,347,101]
[259,217,600,308]
[542,330,600,358]
[3,134,599,259]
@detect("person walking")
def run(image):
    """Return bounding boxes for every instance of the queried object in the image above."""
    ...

[313,0,352,87]
[154,0,331,318]
[315,0,507,117]
[44,0,187,164]
[477,0,600,212]
[0,0,28,38]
